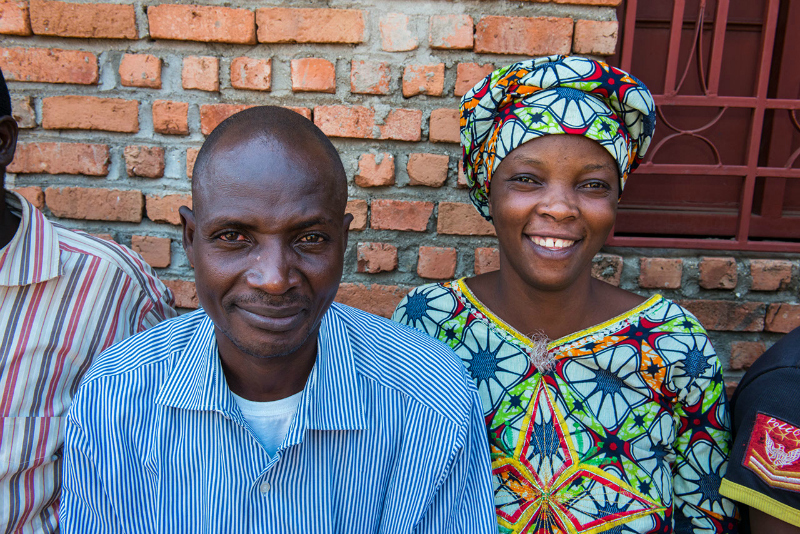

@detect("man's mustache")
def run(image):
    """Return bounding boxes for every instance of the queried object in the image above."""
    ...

[226,292,311,309]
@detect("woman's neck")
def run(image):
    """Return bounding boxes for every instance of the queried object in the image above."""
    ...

[468,264,642,343]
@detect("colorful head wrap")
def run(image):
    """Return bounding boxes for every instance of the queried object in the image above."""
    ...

[460,55,656,220]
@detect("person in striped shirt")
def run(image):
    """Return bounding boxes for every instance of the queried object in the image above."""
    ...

[0,70,177,533]
[60,106,497,533]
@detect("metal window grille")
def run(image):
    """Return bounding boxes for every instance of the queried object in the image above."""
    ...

[609,0,800,252]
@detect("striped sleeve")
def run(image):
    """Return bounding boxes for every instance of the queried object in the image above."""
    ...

[416,384,497,534]
[60,390,125,534]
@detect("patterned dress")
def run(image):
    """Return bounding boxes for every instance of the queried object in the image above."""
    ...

[392,279,737,534]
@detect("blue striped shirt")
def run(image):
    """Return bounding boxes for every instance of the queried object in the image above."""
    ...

[60,303,497,533]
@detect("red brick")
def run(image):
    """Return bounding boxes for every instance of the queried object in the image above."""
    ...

[335,283,410,318]
[429,108,460,143]
[186,148,199,179]
[475,16,573,56]
[124,146,165,179]
[146,194,192,226]
[0,46,97,84]
[551,0,622,5]
[407,153,448,187]
[182,56,218,92]
[437,202,496,236]
[30,0,136,39]
[230,57,271,91]
[346,199,367,231]
[350,60,391,95]
[355,153,394,187]
[429,14,473,50]
[730,341,766,370]
[147,4,255,44]
[765,303,800,333]
[200,104,250,135]
[119,53,161,89]
[11,96,35,128]
[639,258,682,289]
[379,109,422,142]
[256,8,364,44]
[45,187,143,222]
[457,162,468,188]
[8,142,109,175]
[678,300,765,332]
[402,63,445,97]
[11,186,44,209]
[371,199,433,232]
[42,96,138,132]
[291,58,336,93]
[699,257,738,290]
[573,20,618,56]
[199,104,310,135]
[131,235,170,269]
[163,279,198,309]
[357,242,398,274]
[592,253,623,286]
[474,247,499,275]
[455,62,494,97]
[750,259,793,291]
[314,105,374,139]
[418,246,457,279]
[90,233,114,242]
[153,100,189,136]
[725,381,738,400]
[380,12,417,52]
[0,1,31,35]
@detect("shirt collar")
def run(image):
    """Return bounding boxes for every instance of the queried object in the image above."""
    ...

[0,191,62,286]
[154,307,367,432]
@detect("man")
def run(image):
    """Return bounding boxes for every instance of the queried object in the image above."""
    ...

[0,71,176,533]
[60,106,496,533]
[720,326,800,534]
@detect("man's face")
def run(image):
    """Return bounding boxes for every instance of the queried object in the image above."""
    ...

[182,135,350,362]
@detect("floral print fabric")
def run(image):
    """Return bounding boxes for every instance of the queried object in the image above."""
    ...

[460,55,657,220]
[392,279,737,534]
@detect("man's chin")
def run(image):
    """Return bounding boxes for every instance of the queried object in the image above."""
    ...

[225,328,316,361]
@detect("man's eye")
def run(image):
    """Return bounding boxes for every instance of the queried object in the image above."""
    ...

[298,234,325,244]
[218,231,245,242]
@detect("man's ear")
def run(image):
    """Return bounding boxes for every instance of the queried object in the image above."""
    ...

[179,205,196,269]
[0,116,19,170]
[342,212,354,258]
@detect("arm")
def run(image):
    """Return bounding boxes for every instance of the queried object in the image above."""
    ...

[672,352,737,533]
[416,388,497,534]
[60,394,125,534]
[751,508,800,534]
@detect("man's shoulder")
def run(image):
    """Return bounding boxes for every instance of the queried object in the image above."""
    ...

[54,224,174,305]
[80,310,205,387]
[329,303,475,422]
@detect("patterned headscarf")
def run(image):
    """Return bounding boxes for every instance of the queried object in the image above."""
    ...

[460,55,656,220]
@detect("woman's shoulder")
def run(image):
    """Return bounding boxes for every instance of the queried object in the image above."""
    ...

[391,279,463,326]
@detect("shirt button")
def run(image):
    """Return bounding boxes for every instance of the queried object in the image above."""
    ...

[259,482,270,495]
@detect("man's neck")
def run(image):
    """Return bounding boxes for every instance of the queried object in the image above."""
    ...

[0,193,20,250]
[215,327,318,403]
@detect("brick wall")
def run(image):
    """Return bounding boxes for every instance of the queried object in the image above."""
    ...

[1,0,795,389]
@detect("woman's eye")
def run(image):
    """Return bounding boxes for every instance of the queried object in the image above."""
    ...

[582,180,611,191]
[512,174,540,184]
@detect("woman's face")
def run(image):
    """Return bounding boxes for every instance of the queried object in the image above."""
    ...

[488,134,620,292]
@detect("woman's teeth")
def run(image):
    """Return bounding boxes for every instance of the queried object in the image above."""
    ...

[530,236,575,249]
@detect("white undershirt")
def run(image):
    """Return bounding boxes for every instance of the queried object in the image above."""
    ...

[231,390,303,457]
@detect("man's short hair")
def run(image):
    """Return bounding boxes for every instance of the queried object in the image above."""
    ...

[0,69,11,118]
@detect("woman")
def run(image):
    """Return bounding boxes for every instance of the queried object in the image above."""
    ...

[392,56,737,533]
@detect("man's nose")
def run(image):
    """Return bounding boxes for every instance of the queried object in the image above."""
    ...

[244,242,300,295]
